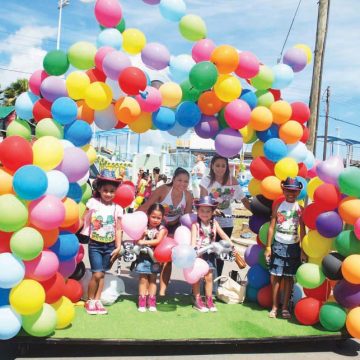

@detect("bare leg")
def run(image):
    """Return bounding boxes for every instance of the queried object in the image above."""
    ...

[94,273,105,300]
[159,262,172,296]
[148,274,158,296]
[192,281,201,298]
[282,276,294,311]
[88,272,103,300]
[271,275,282,312]
[139,275,149,297]
[204,271,213,298]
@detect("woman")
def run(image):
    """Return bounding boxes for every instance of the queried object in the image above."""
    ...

[200,155,251,276]
[191,154,206,199]
[138,167,193,295]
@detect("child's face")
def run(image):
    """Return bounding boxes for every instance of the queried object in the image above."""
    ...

[99,184,117,203]
[197,206,214,223]
[149,210,163,227]
[283,188,300,203]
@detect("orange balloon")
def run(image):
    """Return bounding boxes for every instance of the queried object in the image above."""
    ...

[261,176,283,200]
[128,112,152,133]
[346,307,360,339]
[279,120,303,144]
[338,197,360,225]
[31,226,59,248]
[210,45,239,74]
[114,96,141,124]
[77,100,94,124]
[342,254,360,284]
[249,106,273,131]
[0,168,14,195]
[60,218,82,234]
[61,198,79,228]
[270,100,292,125]
[198,90,224,115]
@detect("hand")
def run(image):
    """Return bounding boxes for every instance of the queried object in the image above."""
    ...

[137,239,146,246]
[110,247,121,265]
[214,208,222,216]
[264,248,271,263]
[301,250,308,263]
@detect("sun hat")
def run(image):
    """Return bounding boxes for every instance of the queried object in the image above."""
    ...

[194,195,219,208]
[96,169,121,183]
[281,177,303,190]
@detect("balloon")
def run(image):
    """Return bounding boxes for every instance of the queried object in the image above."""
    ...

[194,115,219,139]
[33,99,51,122]
[274,157,298,180]
[0,253,25,288]
[0,136,33,171]
[67,41,96,70]
[240,89,258,109]
[154,236,177,262]
[197,90,224,115]
[256,124,278,143]
[246,286,259,302]
[141,42,170,70]
[0,306,22,340]
[294,44,312,64]
[283,47,307,72]
[159,0,186,21]
[338,197,360,225]
[6,118,32,140]
[257,284,272,308]
[172,245,196,269]
[235,51,259,79]
[29,69,48,96]
[210,45,239,74]
[189,61,218,91]
[86,67,106,83]
[180,213,197,229]
[76,245,85,264]
[341,254,360,285]
[152,107,176,131]
[263,138,287,162]
[316,156,344,185]
[102,50,131,80]
[0,194,28,232]
[335,230,360,257]
[321,252,344,280]
[119,67,147,95]
[249,106,273,131]
[15,91,39,121]
[169,54,195,83]
[250,195,273,218]
[296,263,325,289]
[159,82,183,108]
[122,28,146,55]
[122,212,148,240]
[286,142,308,163]
[302,230,333,259]
[252,141,264,158]
[319,302,346,332]
[97,28,122,49]
[316,211,343,238]
[94,0,122,27]
[307,176,324,200]
[40,272,65,304]
[22,303,57,337]
[135,86,162,112]
[58,257,77,279]
[215,128,243,158]
[46,170,70,199]
[302,203,323,229]
[40,76,68,102]
[175,101,201,128]
[10,227,43,261]
[251,65,274,90]
[43,50,69,76]
[248,264,270,289]
[192,38,216,63]
[295,297,321,325]
[65,71,90,100]
[291,101,310,124]
[214,74,241,102]
[25,250,59,282]
[50,231,79,262]
[270,100,292,125]
[84,81,112,110]
[82,144,97,165]
[244,244,263,267]
[333,280,360,308]
[64,120,92,147]
[129,112,153,133]
[35,118,64,139]
[69,261,86,281]
[51,296,75,329]
[179,14,207,42]
[95,46,115,73]
[223,100,251,130]
[255,90,274,108]
[248,178,262,197]
[33,136,64,171]
[0,168,13,195]
[346,307,360,339]
[180,79,201,102]
[338,167,360,198]
[114,97,141,124]
[183,258,209,284]
[67,183,83,203]
[63,279,83,303]
[271,63,294,89]
[279,120,303,144]
[174,226,191,246]
[261,176,283,200]
[114,184,135,208]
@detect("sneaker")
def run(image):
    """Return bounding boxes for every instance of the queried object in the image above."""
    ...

[147,295,157,312]
[95,300,108,315]
[206,296,218,312]
[84,300,97,315]
[194,296,209,313]
[138,295,147,312]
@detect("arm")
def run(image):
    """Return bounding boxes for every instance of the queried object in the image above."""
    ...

[191,223,197,248]
[241,197,252,212]
[138,228,168,247]
[214,220,232,245]
[200,185,208,197]
[110,217,122,264]
[137,186,164,213]
[184,191,194,214]
[265,205,278,260]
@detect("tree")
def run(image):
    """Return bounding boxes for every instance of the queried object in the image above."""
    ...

[1,79,29,106]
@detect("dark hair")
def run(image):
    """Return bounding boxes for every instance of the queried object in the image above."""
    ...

[167,167,190,187]
[147,203,165,217]
[158,174,167,182]
[92,178,119,198]
[197,213,215,243]
[153,167,160,175]
[209,155,230,186]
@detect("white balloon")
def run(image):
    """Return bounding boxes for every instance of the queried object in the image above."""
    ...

[77,170,90,186]
[46,170,70,199]
[95,104,118,130]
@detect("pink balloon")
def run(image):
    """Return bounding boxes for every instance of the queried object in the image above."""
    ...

[180,213,197,229]
[75,244,85,264]
[95,46,115,72]
[192,39,216,63]
[308,159,321,178]
[29,195,66,230]
[354,218,360,240]
[174,225,191,246]
[122,211,148,240]
[29,69,48,96]
[95,0,122,28]
[25,250,59,281]
[235,51,260,79]
[58,257,77,278]
[135,86,162,112]
[316,156,344,185]
[224,99,251,130]
[183,258,210,284]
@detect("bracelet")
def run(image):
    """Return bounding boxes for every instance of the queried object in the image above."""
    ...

[266,246,271,250]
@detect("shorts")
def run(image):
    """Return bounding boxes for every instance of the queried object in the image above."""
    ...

[134,255,162,274]
[269,240,301,277]
[166,222,181,237]
[201,253,216,270]
[88,240,115,273]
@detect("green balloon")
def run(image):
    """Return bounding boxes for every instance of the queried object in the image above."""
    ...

[255,90,275,108]
[81,183,92,204]
[43,50,69,76]
[335,230,360,257]
[100,17,126,33]
[259,221,272,245]
[339,167,360,198]
[67,41,96,70]
[296,263,325,289]
[35,118,64,139]
[10,227,43,261]
[258,248,267,269]
[179,14,207,42]
[189,61,218,92]
[319,303,347,331]
[251,65,274,90]
[6,118,32,140]
[0,194,28,232]
[217,108,228,129]
[22,304,57,337]
[180,80,201,102]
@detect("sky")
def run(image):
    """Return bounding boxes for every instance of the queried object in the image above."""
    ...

[0,0,359,160]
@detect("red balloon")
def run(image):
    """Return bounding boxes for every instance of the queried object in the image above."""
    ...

[154,236,177,263]
[40,272,66,304]
[75,244,85,264]
[33,98,52,122]
[122,180,135,191]
[300,125,309,143]
[257,284,272,308]
[272,195,285,211]
[249,157,275,180]
[298,163,308,178]
[269,89,281,101]
[60,219,81,234]
[0,231,12,253]
[313,184,341,211]
[0,136,33,171]
[118,67,147,95]
[86,67,106,83]
[304,280,331,301]
[302,203,323,229]
[64,279,83,303]
[294,297,322,325]
[115,120,127,129]
[291,102,310,124]
[114,184,135,208]
[256,235,265,248]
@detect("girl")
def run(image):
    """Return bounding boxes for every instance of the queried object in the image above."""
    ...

[81,171,123,315]
[265,177,307,319]
[135,203,168,312]
[191,196,233,312]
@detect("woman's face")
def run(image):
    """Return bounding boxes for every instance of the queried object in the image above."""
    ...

[212,159,227,179]
[173,173,189,191]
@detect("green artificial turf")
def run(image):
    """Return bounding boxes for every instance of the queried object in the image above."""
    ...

[45,296,339,340]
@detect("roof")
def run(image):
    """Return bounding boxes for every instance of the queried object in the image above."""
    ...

[0,106,15,119]
[317,135,360,146]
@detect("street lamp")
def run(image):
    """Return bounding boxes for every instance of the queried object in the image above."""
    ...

[57,0,70,50]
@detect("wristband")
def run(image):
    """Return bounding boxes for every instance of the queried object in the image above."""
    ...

[266,247,271,250]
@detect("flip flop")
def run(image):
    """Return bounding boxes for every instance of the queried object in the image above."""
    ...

[282,309,291,319]
[268,309,277,318]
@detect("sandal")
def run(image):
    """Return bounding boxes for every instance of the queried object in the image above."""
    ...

[281,309,291,319]
[268,308,277,318]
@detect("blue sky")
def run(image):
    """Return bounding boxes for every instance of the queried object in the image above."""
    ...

[0,0,359,159]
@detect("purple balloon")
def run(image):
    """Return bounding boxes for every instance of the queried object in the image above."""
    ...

[56,147,89,182]
[316,211,343,238]
[333,280,360,308]
[180,213,197,229]
[283,47,307,73]
[58,257,77,278]
[316,156,344,185]
[194,115,219,139]
[215,128,243,157]
[249,214,269,234]
[102,51,131,80]
[143,0,160,4]
[40,76,68,102]
[141,42,170,70]
[244,244,263,267]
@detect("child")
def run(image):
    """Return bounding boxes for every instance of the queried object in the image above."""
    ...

[191,196,233,312]
[81,170,123,315]
[265,177,307,319]
[134,203,168,312]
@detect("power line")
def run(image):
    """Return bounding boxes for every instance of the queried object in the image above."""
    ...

[319,115,360,128]
[0,66,33,75]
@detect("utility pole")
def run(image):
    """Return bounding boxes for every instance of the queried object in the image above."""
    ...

[307,0,331,155]
[57,0,70,50]
[322,86,330,160]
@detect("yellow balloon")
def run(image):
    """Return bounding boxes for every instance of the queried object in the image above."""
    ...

[66,71,90,100]
[61,197,79,228]
[159,82,182,108]
[307,176,324,200]
[85,82,113,110]
[270,100,292,125]
[341,254,360,284]
[78,201,86,217]
[33,136,64,171]
[0,168,14,195]
[10,280,45,315]
[302,230,333,258]
[239,125,257,144]
[295,44,312,64]
[129,112,152,133]
[308,256,323,266]
[274,157,298,180]
[82,144,97,165]
[248,178,262,196]
[135,196,144,205]
[114,96,141,124]
[122,28,146,55]
[213,74,242,103]
[252,140,264,158]
[51,296,75,329]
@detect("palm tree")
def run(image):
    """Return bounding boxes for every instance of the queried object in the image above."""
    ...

[1,79,29,106]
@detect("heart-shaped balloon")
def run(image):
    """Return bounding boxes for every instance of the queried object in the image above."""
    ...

[153,236,176,262]
[183,258,209,284]
[172,245,196,269]
[121,211,148,240]
[180,213,197,229]
[174,225,191,246]
[316,156,344,185]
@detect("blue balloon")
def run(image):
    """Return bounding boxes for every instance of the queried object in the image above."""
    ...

[46,170,70,199]
[240,89,258,109]
[51,97,78,125]
[67,183,83,203]
[159,0,186,22]
[0,288,10,306]
[256,124,279,142]
[168,121,188,137]
[13,165,48,200]
[0,306,22,340]
[96,28,123,49]
[152,107,176,130]
[64,120,92,147]
[247,264,270,289]
[272,63,294,90]
[303,150,315,170]
[264,138,287,162]
[176,101,201,128]
[246,286,259,302]
[169,54,195,83]
[15,91,39,121]
[0,253,25,288]
[50,231,79,262]
[296,176,308,200]
[172,245,196,269]
[287,141,308,163]
[291,283,304,306]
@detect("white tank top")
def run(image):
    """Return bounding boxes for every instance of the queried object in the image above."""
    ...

[275,201,302,245]
[160,187,186,223]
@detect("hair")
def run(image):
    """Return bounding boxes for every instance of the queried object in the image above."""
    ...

[147,203,165,218]
[92,178,119,198]
[196,154,205,161]
[158,174,167,182]
[197,210,215,243]
[167,167,190,187]
[209,155,230,186]
[141,172,149,180]
[153,167,160,175]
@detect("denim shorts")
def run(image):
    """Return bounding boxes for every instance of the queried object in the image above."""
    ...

[269,240,301,277]
[88,240,115,273]
[201,253,216,270]
[134,255,162,274]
